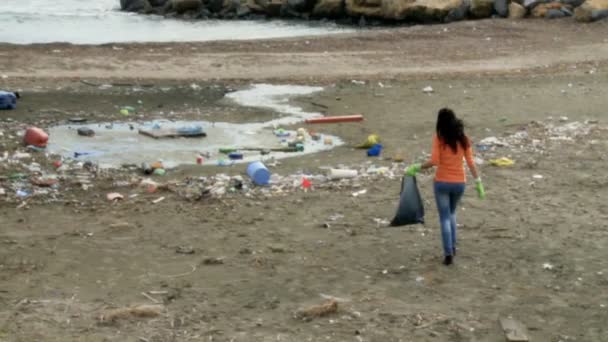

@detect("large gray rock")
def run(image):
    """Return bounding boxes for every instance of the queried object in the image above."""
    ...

[560,0,584,8]
[523,0,545,9]
[469,0,494,17]
[121,0,149,11]
[172,0,202,12]
[445,0,470,21]
[508,1,527,17]
[249,0,285,15]
[546,7,566,15]
[281,0,317,16]
[494,0,509,16]
[149,0,169,6]
[221,0,242,13]
[575,0,608,21]
[313,0,346,16]
[208,0,225,12]
[382,0,463,21]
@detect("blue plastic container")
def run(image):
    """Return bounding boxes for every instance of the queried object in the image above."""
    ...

[247,161,271,186]
[177,125,204,136]
[367,144,383,157]
[0,91,17,110]
[228,152,243,160]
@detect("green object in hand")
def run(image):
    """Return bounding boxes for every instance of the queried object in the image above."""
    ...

[405,163,422,176]
[475,178,486,199]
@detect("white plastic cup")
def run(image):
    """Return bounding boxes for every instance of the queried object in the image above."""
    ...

[328,168,358,180]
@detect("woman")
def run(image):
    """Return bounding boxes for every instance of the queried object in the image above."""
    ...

[406,108,485,266]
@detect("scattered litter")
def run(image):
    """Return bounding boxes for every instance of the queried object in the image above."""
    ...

[247,161,271,185]
[352,189,367,197]
[68,117,87,123]
[202,257,224,265]
[0,90,18,110]
[328,168,358,180]
[119,106,136,116]
[176,246,195,254]
[356,134,380,149]
[152,196,165,204]
[542,263,554,270]
[107,193,124,201]
[23,127,49,148]
[422,86,434,93]
[301,177,312,189]
[490,158,515,167]
[351,80,365,85]
[373,218,390,226]
[31,177,59,187]
[532,174,544,179]
[16,190,30,198]
[12,152,32,160]
[479,136,508,147]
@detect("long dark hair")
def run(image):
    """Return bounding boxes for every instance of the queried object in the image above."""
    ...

[436,108,469,153]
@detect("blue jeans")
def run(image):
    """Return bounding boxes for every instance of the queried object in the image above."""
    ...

[434,182,465,256]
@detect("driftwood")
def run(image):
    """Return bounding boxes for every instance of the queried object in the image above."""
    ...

[294,299,338,321]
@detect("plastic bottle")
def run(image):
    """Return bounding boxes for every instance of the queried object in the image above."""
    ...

[328,169,358,179]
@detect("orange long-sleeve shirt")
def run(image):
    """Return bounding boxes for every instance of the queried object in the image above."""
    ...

[430,135,474,183]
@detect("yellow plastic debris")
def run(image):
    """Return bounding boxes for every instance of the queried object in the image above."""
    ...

[490,157,515,167]
[356,134,380,149]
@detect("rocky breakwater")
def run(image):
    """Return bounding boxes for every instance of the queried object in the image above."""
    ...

[120,0,608,22]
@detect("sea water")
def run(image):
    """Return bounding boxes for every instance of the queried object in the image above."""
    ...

[0,0,351,44]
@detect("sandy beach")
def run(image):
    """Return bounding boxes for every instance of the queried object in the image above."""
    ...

[1,18,608,341]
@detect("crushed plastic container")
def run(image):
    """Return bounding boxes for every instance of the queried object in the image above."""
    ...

[24,127,48,148]
[0,91,17,110]
[247,161,270,186]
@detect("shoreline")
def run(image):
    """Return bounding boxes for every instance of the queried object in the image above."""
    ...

[1,20,607,85]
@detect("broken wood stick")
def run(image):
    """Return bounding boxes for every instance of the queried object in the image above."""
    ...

[294,299,338,321]
[98,304,163,322]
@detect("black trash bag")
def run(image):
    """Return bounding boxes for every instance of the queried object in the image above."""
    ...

[390,175,425,226]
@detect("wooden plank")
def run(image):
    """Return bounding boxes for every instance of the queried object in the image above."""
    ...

[499,317,529,342]
[138,128,206,139]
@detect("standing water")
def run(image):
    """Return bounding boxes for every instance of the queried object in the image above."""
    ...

[0,0,351,44]
[46,84,344,168]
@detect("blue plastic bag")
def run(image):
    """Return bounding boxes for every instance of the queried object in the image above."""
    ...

[0,91,17,110]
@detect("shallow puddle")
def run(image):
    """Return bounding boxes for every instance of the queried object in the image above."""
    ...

[47,85,342,168]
